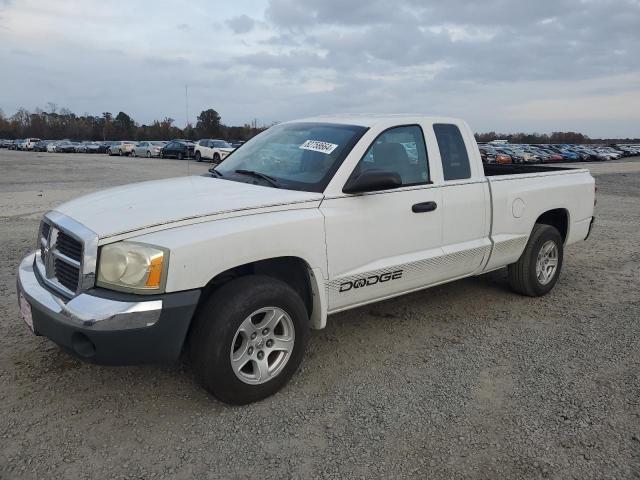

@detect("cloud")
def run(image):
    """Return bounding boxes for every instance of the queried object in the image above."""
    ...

[226,14,256,34]
[0,0,638,137]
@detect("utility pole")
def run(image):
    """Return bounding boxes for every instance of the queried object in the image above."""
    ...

[185,85,190,136]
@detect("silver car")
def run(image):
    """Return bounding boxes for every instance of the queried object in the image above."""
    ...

[131,141,167,158]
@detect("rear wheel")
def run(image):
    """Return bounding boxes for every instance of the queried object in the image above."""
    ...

[189,275,309,405]
[508,224,564,296]
[118,149,122,156]
[177,152,183,160]
[131,150,136,157]
[146,151,151,158]
[195,151,201,162]
[107,149,112,156]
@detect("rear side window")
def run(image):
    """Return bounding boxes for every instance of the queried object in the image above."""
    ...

[433,124,471,181]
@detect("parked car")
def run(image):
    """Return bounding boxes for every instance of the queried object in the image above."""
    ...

[160,140,195,159]
[23,138,41,150]
[106,141,136,156]
[55,141,79,153]
[33,140,52,152]
[85,142,109,154]
[17,114,596,405]
[131,141,166,158]
[479,146,512,164]
[194,139,235,163]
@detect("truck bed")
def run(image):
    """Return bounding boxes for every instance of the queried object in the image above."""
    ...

[483,163,577,176]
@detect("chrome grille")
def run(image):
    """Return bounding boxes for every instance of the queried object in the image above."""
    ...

[56,231,82,261]
[38,219,84,296]
[54,258,80,291]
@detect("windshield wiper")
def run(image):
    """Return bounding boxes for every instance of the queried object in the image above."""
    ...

[234,169,280,188]
[209,167,224,177]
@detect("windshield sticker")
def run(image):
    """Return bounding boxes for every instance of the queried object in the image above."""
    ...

[299,140,339,155]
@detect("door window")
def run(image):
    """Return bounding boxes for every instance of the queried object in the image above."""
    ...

[433,124,471,181]
[351,125,429,186]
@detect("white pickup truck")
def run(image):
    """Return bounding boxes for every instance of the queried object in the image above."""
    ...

[17,114,596,404]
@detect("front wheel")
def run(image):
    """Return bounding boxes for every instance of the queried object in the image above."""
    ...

[189,275,309,405]
[195,151,201,162]
[508,224,564,296]
[177,152,183,160]
[213,153,221,164]
[146,151,151,158]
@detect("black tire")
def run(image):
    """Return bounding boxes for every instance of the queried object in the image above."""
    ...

[177,152,183,160]
[146,151,151,158]
[508,224,564,297]
[213,153,221,164]
[107,149,112,156]
[189,275,310,405]
[195,151,201,162]
[131,150,136,157]
[118,149,122,156]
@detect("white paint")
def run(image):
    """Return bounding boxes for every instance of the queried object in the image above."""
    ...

[45,114,595,330]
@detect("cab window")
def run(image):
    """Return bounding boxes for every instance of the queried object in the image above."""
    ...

[433,124,471,181]
[352,125,429,186]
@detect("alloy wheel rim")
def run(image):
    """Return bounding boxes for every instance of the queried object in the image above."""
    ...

[230,307,295,385]
[536,240,558,285]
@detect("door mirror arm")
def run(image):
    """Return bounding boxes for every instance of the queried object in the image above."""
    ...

[342,169,403,194]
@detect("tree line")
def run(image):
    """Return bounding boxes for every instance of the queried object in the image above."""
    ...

[0,105,268,142]
[1,106,637,144]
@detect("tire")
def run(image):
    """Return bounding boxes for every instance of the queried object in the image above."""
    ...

[107,149,112,156]
[131,150,136,157]
[195,151,201,162]
[189,275,310,405]
[146,151,151,158]
[213,153,221,164]
[508,224,564,297]
[118,149,122,156]
[177,152,183,160]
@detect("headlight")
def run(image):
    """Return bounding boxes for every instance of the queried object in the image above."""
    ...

[97,242,168,293]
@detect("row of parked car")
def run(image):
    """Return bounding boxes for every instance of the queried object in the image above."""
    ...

[3,137,639,164]
[479,142,640,164]
[0,138,244,162]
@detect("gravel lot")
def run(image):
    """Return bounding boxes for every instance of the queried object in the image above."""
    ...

[1,150,639,479]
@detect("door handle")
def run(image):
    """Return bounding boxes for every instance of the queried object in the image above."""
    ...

[412,201,438,213]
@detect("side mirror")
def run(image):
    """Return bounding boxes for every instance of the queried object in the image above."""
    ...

[342,169,402,194]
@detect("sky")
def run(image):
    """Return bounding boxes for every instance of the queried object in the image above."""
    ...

[0,0,639,137]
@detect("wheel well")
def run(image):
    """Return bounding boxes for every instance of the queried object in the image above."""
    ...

[199,257,314,317]
[536,209,568,242]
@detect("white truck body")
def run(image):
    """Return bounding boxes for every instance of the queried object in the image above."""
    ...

[17,114,595,403]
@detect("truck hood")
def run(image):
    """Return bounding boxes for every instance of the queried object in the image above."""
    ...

[54,176,323,239]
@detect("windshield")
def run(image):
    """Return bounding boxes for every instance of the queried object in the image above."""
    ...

[216,122,368,192]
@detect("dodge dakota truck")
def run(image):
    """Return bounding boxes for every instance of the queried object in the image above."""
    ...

[17,114,596,404]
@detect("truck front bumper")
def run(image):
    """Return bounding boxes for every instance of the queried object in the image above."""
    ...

[17,252,200,365]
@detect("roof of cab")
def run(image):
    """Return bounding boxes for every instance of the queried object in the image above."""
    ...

[286,113,463,128]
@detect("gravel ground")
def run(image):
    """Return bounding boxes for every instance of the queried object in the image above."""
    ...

[1,150,639,479]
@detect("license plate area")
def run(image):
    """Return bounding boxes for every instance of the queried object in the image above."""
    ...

[19,292,34,333]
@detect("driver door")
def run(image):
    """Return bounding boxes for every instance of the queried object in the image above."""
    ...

[321,125,444,311]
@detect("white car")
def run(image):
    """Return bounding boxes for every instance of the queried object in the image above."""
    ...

[17,114,595,405]
[194,139,235,163]
[107,141,136,156]
[22,138,41,150]
[131,141,166,158]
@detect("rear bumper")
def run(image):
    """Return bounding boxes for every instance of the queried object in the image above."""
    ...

[17,252,200,365]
